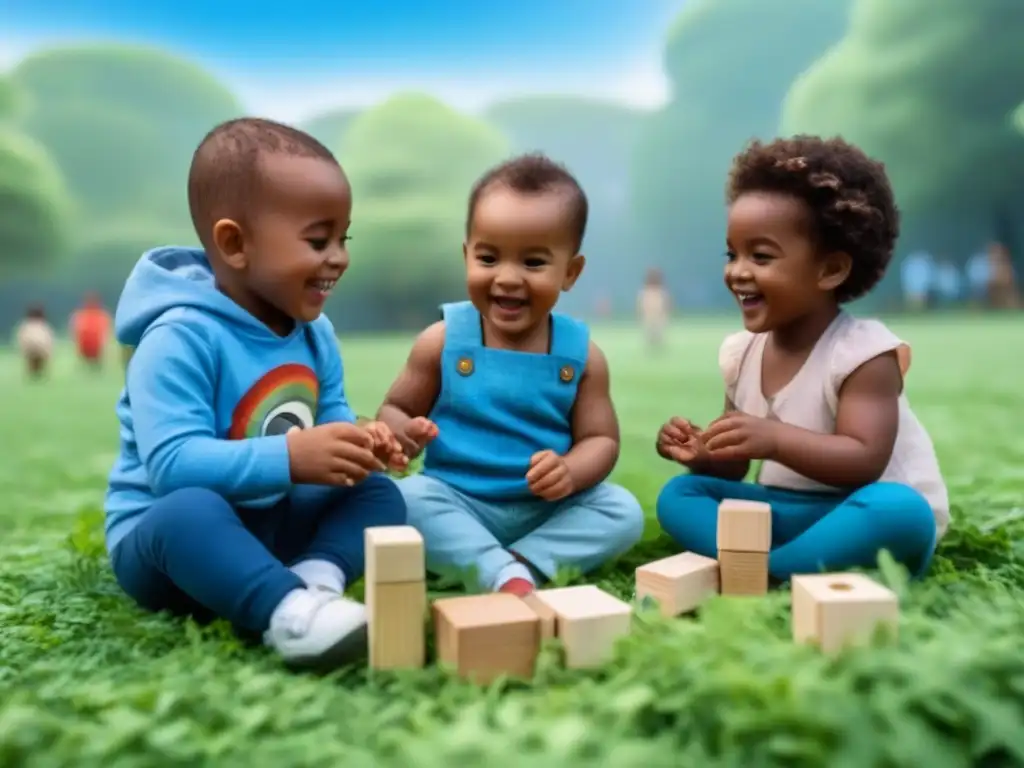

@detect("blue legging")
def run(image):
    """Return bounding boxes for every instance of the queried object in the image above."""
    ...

[110,474,406,633]
[656,475,938,579]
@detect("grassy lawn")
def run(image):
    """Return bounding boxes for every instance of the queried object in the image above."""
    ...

[1,313,1023,766]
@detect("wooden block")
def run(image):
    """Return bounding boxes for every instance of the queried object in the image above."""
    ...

[521,592,557,640]
[792,573,898,654]
[365,526,425,584]
[367,579,426,670]
[716,499,772,552]
[635,552,720,617]
[526,585,632,668]
[433,593,541,684]
[718,550,768,595]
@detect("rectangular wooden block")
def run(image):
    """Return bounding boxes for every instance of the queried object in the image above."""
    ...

[792,573,898,654]
[432,593,541,684]
[521,592,557,640]
[365,525,425,584]
[526,585,632,669]
[635,552,720,617]
[716,499,772,552]
[718,550,768,595]
[367,579,426,670]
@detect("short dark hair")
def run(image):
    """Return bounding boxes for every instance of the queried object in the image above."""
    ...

[466,153,588,252]
[187,117,338,248]
[727,135,900,303]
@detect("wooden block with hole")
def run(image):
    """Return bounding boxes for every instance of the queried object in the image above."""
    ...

[635,552,720,617]
[432,593,541,684]
[716,498,772,595]
[791,573,898,654]
[523,585,632,669]
[364,525,426,670]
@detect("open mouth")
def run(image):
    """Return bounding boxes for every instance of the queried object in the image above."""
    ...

[307,278,337,297]
[491,295,529,313]
[735,291,765,309]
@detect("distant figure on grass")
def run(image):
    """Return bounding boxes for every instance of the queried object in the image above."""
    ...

[655,136,948,582]
[965,247,992,308]
[70,293,112,367]
[104,118,408,670]
[377,153,644,597]
[14,304,54,380]
[637,266,670,349]
[988,242,1020,309]
[899,250,934,311]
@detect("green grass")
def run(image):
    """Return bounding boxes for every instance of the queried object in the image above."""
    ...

[2,314,1024,766]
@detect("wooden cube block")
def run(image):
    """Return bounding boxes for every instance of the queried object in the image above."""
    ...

[635,552,720,617]
[716,499,772,552]
[366,579,426,670]
[792,573,898,654]
[433,593,541,684]
[525,585,632,668]
[365,526,425,584]
[718,550,768,595]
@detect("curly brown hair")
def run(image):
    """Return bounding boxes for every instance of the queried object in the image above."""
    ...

[726,135,899,303]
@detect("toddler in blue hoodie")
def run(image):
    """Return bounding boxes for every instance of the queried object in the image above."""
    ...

[104,118,407,669]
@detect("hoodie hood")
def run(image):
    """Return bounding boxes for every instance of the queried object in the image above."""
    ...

[115,246,277,346]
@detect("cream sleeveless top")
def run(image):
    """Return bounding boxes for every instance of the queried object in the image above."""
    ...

[719,312,949,537]
[15,319,54,357]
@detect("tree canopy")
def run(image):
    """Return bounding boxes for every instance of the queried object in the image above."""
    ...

[782,0,1024,260]
[337,93,509,330]
[0,129,72,275]
[300,108,361,155]
[11,44,242,232]
[630,0,852,307]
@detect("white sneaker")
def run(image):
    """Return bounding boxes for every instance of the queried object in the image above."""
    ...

[264,587,368,669]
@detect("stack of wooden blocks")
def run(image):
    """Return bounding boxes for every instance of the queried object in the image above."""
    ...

[361,502,901,682]
[635,498,900,655]
[363,525,634,683]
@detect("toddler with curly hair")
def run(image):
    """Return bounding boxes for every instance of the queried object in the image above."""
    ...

[655,135,948,580]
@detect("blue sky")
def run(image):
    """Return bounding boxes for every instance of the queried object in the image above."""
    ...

[1,0,685,120]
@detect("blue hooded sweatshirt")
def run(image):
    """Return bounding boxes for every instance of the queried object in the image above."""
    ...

[104,246,356,553]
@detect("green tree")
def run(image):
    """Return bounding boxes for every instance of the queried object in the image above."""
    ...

[336,93,509,331]
[782,0,1024,271]
[485,96,643,312]
[630,0,851,308]
[0,129,72,275]
[0,76,19,121]
[11,44,242,228]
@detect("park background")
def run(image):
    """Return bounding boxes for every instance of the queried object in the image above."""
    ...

[1,0,1022,336]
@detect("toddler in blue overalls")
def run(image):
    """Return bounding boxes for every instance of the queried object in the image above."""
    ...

[377,153,644,596]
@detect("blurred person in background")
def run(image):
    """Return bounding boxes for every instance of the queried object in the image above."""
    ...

[934,259,962,309]
[70,292,112,368]
[14,304,54,380]
[989,242,1020,309]
[900,249,934,312]
[966,247,992,307]
[637,267,670,350]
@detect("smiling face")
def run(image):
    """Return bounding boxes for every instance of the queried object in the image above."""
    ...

[724,191,846,333]
[212,153,352,335]
[464,184,584,343]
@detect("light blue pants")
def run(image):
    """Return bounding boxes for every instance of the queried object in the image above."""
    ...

[656,475,938,580]
[398,473,645,590]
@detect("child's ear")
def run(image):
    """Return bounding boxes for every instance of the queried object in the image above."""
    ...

[818,251,852,292]
[212,219,247,271]
[562,253,586,291]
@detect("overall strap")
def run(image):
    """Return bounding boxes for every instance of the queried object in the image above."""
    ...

[439,301,482,347]
[549,311,590,363]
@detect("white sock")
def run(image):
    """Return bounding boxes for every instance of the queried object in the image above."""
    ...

[493,562,535,590]
[290,559,346,594]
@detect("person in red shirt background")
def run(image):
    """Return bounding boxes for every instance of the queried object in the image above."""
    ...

[70,293,112,367]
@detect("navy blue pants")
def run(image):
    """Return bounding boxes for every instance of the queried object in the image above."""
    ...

[110,474,406,632]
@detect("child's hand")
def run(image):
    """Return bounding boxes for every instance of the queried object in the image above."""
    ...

[702,412,780,462]
[657,417,708,464]
[526,450,575,501]
[362,420,408,471]
[404,416,439,452]
[287,423,385,486]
